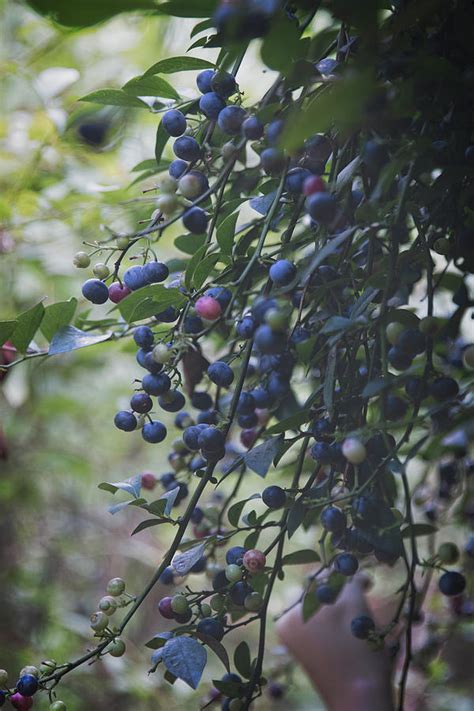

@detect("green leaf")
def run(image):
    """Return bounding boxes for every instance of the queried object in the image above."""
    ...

[145,632,173,650]
[216,211,238,256]
[108,498,147,515]
[266,409,310,435]
[155,121,169,163]
[174,233,207,255]
[401,524,438,539]
[123,75,180,100]
[227,494,261,528]
[261,16,304,73]
[98,474,142,498]
[79,89,149,108]
[40,298,77,342]
[234,641,251,679]
[172,542,206,576]
[362,376,395,399]
[323,345,337,416]
[26,0,156,27]
[302,591,321,622]
[282,549,321,566]
[0,320,17,347]
[157,1,218,17]
[185,244,208,290]
[144,56,215,76]
[10,302,45,353]
[302,227,356,282]
[49,326,111,355]
[336,155,361,192]
[320,316,353,335]
[244,436,282,477]
[196,634,230,672]
[118,285,186,323]
[131,519,168,535]
[162,637,207,689]
[193,253,220,290]
[287,498,308,539]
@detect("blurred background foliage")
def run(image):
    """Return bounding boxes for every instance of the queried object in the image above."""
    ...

[0,1,472,710]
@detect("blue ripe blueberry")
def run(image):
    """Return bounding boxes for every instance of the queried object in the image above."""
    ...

[346,528,374,555]
[242,115,264,140]
[320,506,346,533]
[133,325,154,350]
[311,417,333,440]
[190,506,204,524]
[191,391,213,411]
[175,411,193,430]
[143,261,169,284]
[198,426,225,452]
[212,570,229,591]
[226,546,246,566]
[285,168,312,194]
[316,584,338,604]
[81,278,109,304]
[142,372,171,396]
[290,326,311,345]
[430,376,459,401]
[0,691,5,706]
[222,672,242,684]
[199,91,226,119]
[173,135,201,162]
[197,409,219,425]
[250,387,274,408]
[159,567,175,585]
[142,420,167,443]
[236,315,255,338]
[388,346,412,371]
[123,265,148,291]
[211,71,237,99]
[190,555,207,573]
[169,159,188,179]
[363,140,389,179]
[251,297,277,324]
[196,69,215,94]
[136,348,160,372]
[162,109,187,137]
[160,472,176,488]
[130,392,153,413]
[237,392,256,414]
[114,411,137,432]
[351,496,379,528]
[205,286,232,309]
[306,192,337,224]
[438,571,466,596]
[155,305,179,323]
[397,328,426,356]
[184,315,204,334]
[267,373,290,400]
[255,324,285,354]
[143,351,163,373]
[405,376,429,401]
[351,615,375,639]
[17,674,39,696]
[310,441,336,464]
[261,147,286,176]
[183,425,202,451]
[230,581,253,607]
[266,118,284,146]
[208,361,234,387]
[384,394,408,421]
[196,617,224,641]
[182,206,208,234]
[262,485,286,509]
[269,259,297,286]
[238,412,258,428]
[334,552,359,576]
[159,389,185,412]
[217,105,247,135]
[189,454,207,472]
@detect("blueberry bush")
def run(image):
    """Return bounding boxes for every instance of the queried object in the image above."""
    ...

[1,0,474,709]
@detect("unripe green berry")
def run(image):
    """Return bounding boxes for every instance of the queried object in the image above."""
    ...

[419,316,439,336]
[386,321,404,345]
[90,611,109,632]
[206,562,221,579]
[437,542,459,564]
[342,437,367,464]
[159,175,178,193]
[171,594,189,615]
[210,594,225,612]
[433,237,450,255]
[20,665,39,678]
[50,702,67,711]
[172,438,189,455]
[108,639,126,658]
[40,660,57,674]
[152,343,172,364]
[222,142,238,160]
[169,452,186,472]
[73,251,90,268]
[462,344,474,370]
[116,236,129,250]
[0,669,8,685]
[93,262,110,279]
[244,592,263,611]
[264,308,288,332]
[107,577,126,596]
[156,193,178,215]
[225,564,243,583]
[179,174,203,199]
[98,595,118,615]
[200,603,212,618]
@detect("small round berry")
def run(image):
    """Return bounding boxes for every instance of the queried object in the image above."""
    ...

[306,192,337,224]
[108,281,131,303]
[173,135,201,162]
[208,361,234,387]
[384,395,408,421]
[98,596,117,615]
[18,667,38,679]
[244,591,263,611]
[158,390,185,413]
[92,262,110,279]
[242,549,266,574]
[462,344,474,370]
[179,171,208,199]
[123,265,148,291]
[226,546,246,566]
[385,321,404,345]
[342,437,367,464]
[211,71,237,99]
[142,421,167,443]
[230,581,254,606]
[437,542,459,564]
[143,261,169,284]
[334,553,359,576]
[158,596,175,619]
[73,251,90,268]
[0,670,7,685]
[142,372,171,396]
[196,617,225,641]
[182,206,209,234]
[267,681,285,699]
[236,315,255,338]
[388,346,413,371]
[225,564,243,583]
[158,175,178,193]
[162,109,187,137]
[199,91,226,119]
[116,235,129,249]
[159,567,175,585]
[316,584,338,604]
[195,296,222,320]
[197,69,215,94]
[303,175,325,196]
[171,594,190,615]
[81,278,109,304]
[430,376,459,401]
[16,675,38,697]
[108,639,126,658]
[10,694,33,711]
[269,259,296,286]
[439,571,466,596]
[50,702,67,711]
[218,105,247,135]
[285,168,312,194]
[262,485,286,509]
[107,578,126,596]
[169,159,188,179]
[351,615,375,639]
[260,147,286,176]
[133,326,154,349]
[130,392,153,414]
[321,506,346,533]
[90,611,109,632]
[152,343,173,364]
[114,411,137,432]
[242,115,264,140]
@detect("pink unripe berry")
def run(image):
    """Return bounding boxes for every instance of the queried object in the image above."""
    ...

[240,428,258,449]
[342,437,367,464]
[141,471,157,490]
[10,693,33,710]
[108,282,131,304]
[158,596,175,619]
[303,175,326,196]
[243,549,266,574]
[195,296,222,321]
